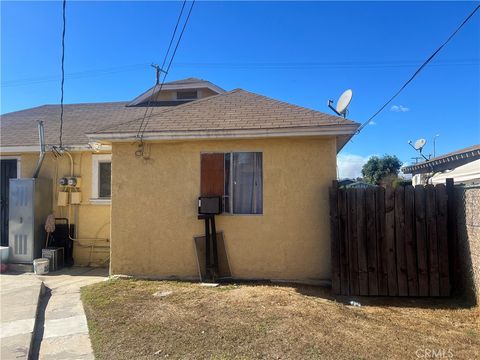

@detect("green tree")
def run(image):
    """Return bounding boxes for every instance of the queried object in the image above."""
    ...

[361,155,403,185]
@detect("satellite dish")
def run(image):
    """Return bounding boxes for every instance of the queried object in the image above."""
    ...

[414,138,426,151]
[408,138,429,161]
[336,89,353,115]
[328,89,353,118]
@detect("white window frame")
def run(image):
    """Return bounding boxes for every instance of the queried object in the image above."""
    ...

[91,154,112,204]
[0,156,21,178]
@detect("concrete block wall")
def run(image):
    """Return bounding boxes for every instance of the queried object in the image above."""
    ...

[455,186,480,304]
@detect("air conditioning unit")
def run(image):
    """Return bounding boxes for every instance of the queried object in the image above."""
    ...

[198,196,222,215]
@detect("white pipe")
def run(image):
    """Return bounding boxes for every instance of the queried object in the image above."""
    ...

[63,149,74,176]
[32,121,46,178]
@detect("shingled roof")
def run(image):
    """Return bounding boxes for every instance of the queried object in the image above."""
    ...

[1,87,359,151]
[91,89,359,142]
[0,101,146,148]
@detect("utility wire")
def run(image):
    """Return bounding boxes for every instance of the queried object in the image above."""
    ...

[355,4,480,135]
[137,0,196,141]
[3,59,478,88]
[59,0,67,148]
[139,0,196,138]
[136,0,188,139]
[2,63,149,88]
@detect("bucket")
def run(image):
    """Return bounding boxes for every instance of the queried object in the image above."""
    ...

[33,258,49,275]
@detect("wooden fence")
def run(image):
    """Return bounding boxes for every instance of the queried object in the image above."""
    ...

[329,179,456,297]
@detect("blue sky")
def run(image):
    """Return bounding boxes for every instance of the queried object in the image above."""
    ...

[1,1,479,177]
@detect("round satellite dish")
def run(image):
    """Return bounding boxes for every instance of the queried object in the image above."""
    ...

[414,138,426,151]
[336,89,353,115]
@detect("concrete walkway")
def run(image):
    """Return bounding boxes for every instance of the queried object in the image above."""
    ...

[1,272,44,360]
[35,267,107,360]
[1,267,107,360]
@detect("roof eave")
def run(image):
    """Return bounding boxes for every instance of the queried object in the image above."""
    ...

[86,124,359,152]
[0,144,112,153]
[402,147,480,174]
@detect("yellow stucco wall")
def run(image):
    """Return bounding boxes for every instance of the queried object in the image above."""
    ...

[111,137,337,281]
[0,152,110,266]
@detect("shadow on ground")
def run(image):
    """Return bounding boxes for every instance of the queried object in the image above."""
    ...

[214,279,477,310]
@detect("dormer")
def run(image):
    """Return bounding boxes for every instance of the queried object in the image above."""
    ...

[127,77,225,107]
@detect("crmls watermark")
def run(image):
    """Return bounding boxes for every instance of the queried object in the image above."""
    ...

[415,347,454,358]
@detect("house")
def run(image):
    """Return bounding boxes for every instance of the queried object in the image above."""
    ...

[338,178,376,189]
[402,144,480,186]
[338,178,356,187]
[344,181,376,189]
[0,78,359,282]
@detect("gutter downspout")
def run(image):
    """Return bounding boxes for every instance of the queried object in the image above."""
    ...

[32,121,46,178]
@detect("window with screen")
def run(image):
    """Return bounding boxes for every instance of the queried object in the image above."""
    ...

[201,152,263,215]
[176,90,198,100]
[98,162,111,198]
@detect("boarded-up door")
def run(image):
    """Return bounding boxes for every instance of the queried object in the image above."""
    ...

[200,153,224,196]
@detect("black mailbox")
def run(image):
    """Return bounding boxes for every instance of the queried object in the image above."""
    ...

[198,196,222,215]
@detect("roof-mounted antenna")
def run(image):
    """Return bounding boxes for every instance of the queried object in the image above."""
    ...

[328,89,353,118]
[408,138,429,161]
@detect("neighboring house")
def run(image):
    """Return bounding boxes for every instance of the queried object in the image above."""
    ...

[338,178,375,189]
[0,78,359,282]
[344,181,375,189]
[402,144,480,186]
[338,178,356,187]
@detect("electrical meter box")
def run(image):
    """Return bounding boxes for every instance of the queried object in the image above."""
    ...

[70,192,81,204]
[58,191,69,206]
[9,178,52,263]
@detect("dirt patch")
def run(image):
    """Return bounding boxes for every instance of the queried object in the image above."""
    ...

[81,279,479,360]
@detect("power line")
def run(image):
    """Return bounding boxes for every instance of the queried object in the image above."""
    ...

[137,0,196,140]
[3,59,477,88]
[136,0,188,139]
[355,4,480,135]
[136,0,196,144]
[174,59,479,69]
[1,63,149,88]
[59,0,67,148]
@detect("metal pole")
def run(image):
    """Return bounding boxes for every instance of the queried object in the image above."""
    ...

[211,216,218,276]
[433,134,439,157]
[204,217,211,279]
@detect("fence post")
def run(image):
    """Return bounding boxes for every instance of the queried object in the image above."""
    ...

[329,180,341,294]
[446,178,458,294]
[436,184,450,296]
[385,186,398,296]
[356,188,369,296]
[395,186,409,296]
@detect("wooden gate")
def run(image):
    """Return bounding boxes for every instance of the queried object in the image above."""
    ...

[329,179,456,297]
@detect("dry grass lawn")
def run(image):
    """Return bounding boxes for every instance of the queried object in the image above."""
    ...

[81,279,479,360]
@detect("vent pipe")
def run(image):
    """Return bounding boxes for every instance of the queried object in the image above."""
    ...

[32,121,46,178]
